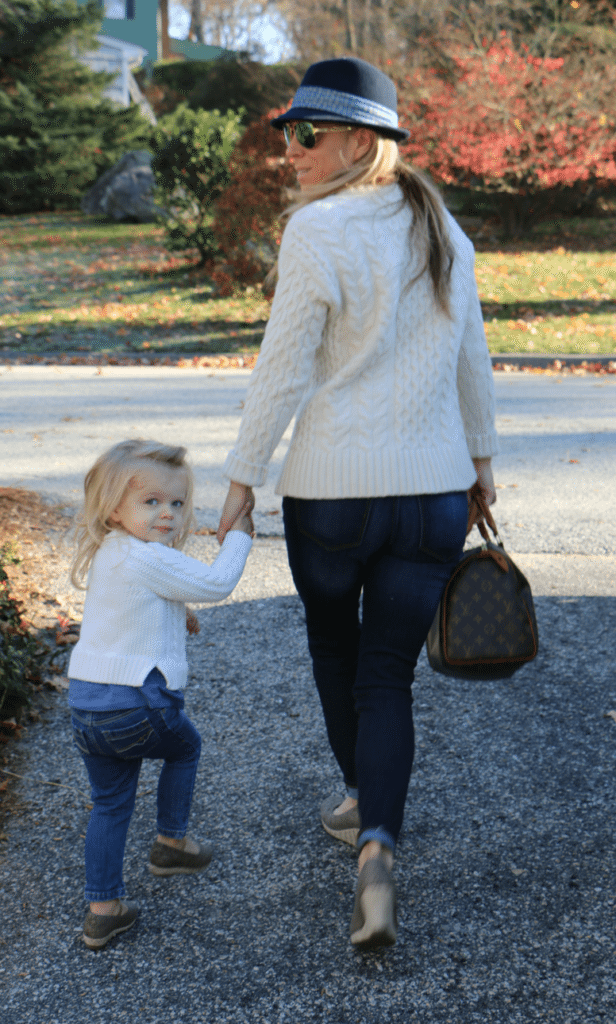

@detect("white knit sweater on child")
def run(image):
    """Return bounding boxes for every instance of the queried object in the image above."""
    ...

[224,183,498,498]
[68,530,252,689]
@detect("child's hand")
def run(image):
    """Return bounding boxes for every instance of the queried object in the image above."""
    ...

[229,501,255,539]
[186,608,200,635]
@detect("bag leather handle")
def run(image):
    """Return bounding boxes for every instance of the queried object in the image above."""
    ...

[467,480,501,544]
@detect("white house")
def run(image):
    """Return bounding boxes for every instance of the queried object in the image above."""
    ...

[78,34,157,124]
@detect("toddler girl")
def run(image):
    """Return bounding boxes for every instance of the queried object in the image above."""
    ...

[68,439,253,949]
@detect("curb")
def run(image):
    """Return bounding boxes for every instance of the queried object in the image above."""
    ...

[0,352,614,374]
[0,352,258,369]
[491,354,616,374]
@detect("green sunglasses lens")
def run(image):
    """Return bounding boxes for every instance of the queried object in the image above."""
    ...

[284,122,317,148]
[295,122,317,148]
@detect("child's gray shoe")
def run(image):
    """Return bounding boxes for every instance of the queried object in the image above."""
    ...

[82,900,138,950]
[148,838,213,876]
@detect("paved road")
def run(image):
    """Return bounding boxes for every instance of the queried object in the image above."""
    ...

[1,363,615,552]
[1,366,615,1023]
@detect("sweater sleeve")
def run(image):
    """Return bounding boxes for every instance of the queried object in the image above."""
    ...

[456,252,499,460]
[223,213,340,487]
[124,532,252,604]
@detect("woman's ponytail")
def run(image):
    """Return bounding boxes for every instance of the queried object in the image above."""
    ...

[395,161,454,317]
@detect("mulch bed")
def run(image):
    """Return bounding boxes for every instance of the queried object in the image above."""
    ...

[0,487,71,547]
[0,488,77,732]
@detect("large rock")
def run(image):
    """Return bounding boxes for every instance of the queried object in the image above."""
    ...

[81,150,161,222]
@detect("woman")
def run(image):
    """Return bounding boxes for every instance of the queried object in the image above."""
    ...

[217,56,498,950]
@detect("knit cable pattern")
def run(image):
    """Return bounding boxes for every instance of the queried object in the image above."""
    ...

[224,184,498,498]
[68,531,252,689]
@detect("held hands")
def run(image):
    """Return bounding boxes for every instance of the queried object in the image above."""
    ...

[217,483,255,544]
[230,503,255,539]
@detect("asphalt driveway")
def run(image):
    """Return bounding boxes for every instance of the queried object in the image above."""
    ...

[1,366,615,1023]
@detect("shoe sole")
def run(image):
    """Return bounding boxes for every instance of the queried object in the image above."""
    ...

[148,862,211,876]
[82,916,137,949]
[351,886,397,950]
[321,821,359,846]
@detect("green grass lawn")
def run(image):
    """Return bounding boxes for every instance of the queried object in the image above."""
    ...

[0,212,269,357]
[477,244,616,355]
[1,210,615,357]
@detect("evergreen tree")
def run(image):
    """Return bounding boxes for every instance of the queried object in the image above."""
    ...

[0,0,152,214]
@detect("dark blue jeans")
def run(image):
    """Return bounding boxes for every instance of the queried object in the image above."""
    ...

[283,492,468,852]
[71,706,201,901]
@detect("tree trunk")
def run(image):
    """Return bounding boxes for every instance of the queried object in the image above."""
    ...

[159,0,170,60]
[345,0,358,52]
[361,0,371,54]
[494,192,532,238]
[189,0,205,43]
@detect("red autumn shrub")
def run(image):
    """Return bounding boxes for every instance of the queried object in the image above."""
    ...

[400,36,616,234]
[209,111,295,291]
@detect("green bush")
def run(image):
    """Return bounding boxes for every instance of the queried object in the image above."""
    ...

[136,57,302,125]
[0,0,152,214]
[0,544,39,720]
[152,105,244,264]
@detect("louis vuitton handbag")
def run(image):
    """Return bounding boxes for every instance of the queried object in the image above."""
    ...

[426,484,539,680]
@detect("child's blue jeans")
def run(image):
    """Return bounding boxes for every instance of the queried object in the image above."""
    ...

[71,706,201,902]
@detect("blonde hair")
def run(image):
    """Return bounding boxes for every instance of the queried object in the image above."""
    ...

[275,131,454,315]
[70,439,195,589]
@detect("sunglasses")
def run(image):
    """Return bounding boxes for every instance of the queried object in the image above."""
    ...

[282,122,353,150]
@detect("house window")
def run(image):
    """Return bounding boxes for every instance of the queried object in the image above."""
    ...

[104,1,135,17]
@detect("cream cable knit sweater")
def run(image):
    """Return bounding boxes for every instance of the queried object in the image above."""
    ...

[69,530,252,689]
[224,183,498,498]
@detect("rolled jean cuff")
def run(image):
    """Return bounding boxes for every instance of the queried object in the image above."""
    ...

[84,884,127,902]
[346,786,358,800]
[156,828,187,840]
[357,826,396,853]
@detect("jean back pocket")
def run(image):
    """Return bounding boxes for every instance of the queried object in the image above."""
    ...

[294,497,372,552]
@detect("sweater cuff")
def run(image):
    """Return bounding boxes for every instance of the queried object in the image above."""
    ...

[223,449,268,488]
[464,429,500,460]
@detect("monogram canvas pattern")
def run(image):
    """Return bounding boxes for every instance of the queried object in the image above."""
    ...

[444,555,537,662]
[427,544,539,681]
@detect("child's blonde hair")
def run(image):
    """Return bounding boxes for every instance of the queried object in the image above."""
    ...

[71,439,195,589]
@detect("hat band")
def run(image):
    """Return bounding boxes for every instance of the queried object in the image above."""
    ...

[292,85,399,130]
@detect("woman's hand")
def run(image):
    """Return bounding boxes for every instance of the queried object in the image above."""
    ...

[467,458,496,535]
[472,458,496,506]
[217,482,255,545]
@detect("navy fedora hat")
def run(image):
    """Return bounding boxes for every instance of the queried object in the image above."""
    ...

[271,57,409,143]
